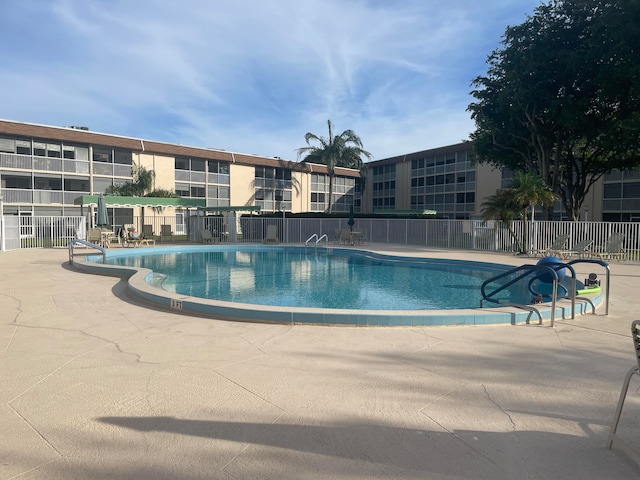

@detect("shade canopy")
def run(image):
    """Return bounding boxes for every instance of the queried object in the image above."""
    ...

[197,206,261,213]
[372,209,437,216]
[74,195,206,208]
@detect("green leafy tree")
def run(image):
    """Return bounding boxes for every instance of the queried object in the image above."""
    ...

[468,0,640,220]
[297,120,372,213]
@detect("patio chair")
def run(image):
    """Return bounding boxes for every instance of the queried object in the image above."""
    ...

[200,229,219,244]
[160,224,173,242]
[86,227,102,245]
[339,228,352,245]
[142,224,154,238]
[530,233,570,258]
[593,233,625,262]
[557,239,593,259]
[263,225,279,244]
[608,320,640,465]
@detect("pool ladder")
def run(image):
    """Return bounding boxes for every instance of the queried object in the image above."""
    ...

[305,233,329,251]
[68,238,107,265]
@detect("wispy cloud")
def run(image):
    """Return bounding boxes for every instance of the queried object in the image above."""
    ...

[0,0,540,159]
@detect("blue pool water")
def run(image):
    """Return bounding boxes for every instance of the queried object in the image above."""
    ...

[102,246,530,310]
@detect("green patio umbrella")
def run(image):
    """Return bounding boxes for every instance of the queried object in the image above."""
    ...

[96,193,109,227]
[348,204,355,232]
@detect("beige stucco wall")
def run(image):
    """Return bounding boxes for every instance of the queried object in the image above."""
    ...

[229,163,255,207]
[293,171,309,213]
[137,152,175,191]
[473,163,503,217]
[394,160,412,210]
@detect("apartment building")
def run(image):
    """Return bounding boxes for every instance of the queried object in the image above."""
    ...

[360,143,503,219]
[362,143,640,222]
[2,119,636,223]
[0,119,360,228]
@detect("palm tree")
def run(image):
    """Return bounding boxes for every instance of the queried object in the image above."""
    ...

[480,189,523,252]
[106,165,176,227]
[297,120,372,213]
[509,171,557,222]
[509,171,557,254]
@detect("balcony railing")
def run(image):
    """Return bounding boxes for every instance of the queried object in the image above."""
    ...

[3,188,88,205]
[1,153,33,170]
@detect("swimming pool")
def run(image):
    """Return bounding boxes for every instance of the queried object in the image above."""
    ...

[73,245,601,326]
[101,246,529,310]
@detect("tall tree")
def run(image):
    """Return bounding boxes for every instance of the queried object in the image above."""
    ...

[297,120,372,213]
[468,0,640,220]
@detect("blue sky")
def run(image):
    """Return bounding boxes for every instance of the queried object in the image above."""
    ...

[0,0,541,161]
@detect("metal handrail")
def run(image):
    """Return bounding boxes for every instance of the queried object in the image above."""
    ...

[68,239,107,264]
[481,263,577,327]
[305,234,318,246]
[316,234,328,246]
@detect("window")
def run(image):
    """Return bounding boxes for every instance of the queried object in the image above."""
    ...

[33,142,46,157]
[114,149,132,165]
[191,159,205,171]
[190,185,206,197]
[2,174,31,189]
[47,144,61,158]
[34,176,62,190]
[0,138,14,153]
[64,177,89,191]
[604,183,622,198]
[93,147,111,163]
[255,166,294,211]
[623,182,640,198]
[175,157,189,170]
[16,140,31,155]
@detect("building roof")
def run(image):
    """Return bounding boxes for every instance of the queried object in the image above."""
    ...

[368,142,471,167]
[0,119,360,177]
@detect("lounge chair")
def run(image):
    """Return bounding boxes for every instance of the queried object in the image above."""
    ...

[200,229,219,244]
[530,233,570,258]
[121,224,155,248]
[558,239,593,259]
[593,233,625,262]
[263,225,279,244]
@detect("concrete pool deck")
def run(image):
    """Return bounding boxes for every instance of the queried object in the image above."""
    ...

[2,245,640,479]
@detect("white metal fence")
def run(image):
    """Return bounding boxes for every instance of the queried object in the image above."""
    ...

[1,215,638,260]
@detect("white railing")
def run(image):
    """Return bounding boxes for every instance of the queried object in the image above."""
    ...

[2,215,639,260]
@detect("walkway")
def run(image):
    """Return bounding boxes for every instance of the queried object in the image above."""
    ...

[1,246,640,479]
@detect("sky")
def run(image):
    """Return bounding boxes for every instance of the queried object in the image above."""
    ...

[0,0,542,162]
